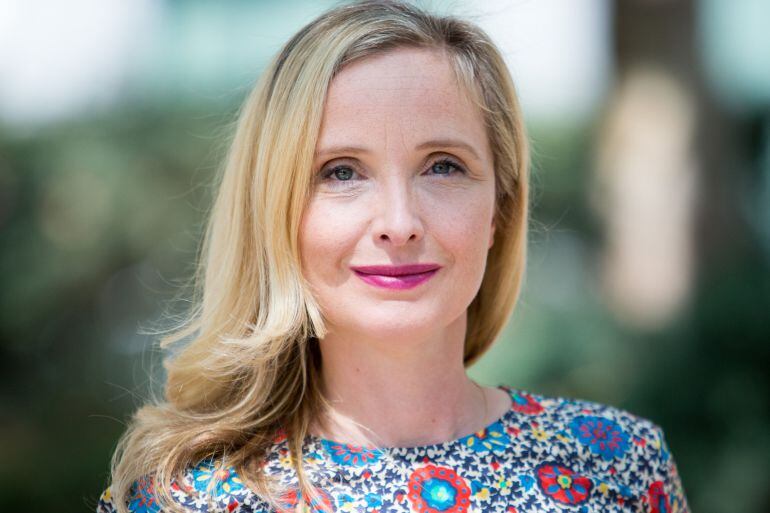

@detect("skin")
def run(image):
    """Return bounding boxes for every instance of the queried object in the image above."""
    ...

[299,46,512,448]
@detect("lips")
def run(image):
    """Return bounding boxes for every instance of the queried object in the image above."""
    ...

[350,263,441,276]
[350,263,441,290]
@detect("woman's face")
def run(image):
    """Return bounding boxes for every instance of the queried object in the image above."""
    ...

[300,47,496,342]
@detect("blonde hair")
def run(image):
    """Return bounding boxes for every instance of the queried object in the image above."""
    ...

[106,0,530,511]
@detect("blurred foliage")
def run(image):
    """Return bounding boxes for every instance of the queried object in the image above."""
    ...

[0,103,232,510]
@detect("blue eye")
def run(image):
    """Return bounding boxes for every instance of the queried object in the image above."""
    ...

[429,158,465,176]
[321,165,358,181]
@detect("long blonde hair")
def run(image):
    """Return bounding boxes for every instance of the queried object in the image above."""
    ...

[106,1,530,511]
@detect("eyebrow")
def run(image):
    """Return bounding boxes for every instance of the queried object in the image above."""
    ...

[315,138,482,161]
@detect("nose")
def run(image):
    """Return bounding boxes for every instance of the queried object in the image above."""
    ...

[371,177,424,246]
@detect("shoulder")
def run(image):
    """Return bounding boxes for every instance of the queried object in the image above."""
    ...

[502,387,689,511]
[95,457,277,513]
[505,386,664,444]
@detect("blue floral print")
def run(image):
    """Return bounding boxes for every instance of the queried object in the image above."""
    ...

[97,386,690,512]
[126,477,161,513]
[190,458,244,498]
[569,414,631,460]
[458,419,511,454]
[320,438,384,467]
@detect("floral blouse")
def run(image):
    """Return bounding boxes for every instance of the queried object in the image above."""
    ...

[96,385,690,512]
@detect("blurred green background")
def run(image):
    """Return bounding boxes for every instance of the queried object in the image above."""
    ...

[1,0,768,512]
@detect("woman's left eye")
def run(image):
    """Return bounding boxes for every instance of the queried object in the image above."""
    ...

[428,158,466,177]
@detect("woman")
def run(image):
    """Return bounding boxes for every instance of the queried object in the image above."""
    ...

[97,1,690,512]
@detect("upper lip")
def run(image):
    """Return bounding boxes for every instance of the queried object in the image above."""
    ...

[350,263,442,276]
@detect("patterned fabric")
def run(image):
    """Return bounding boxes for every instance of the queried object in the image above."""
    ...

[96,386,690,512]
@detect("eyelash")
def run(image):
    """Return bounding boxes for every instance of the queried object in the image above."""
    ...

[318,157,467,184]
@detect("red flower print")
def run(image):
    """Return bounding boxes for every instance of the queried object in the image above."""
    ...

[277,487,334,513]
[510,392,544,414]
[536,462,592,505]
[407,464,471,513]
[648,481,670,513]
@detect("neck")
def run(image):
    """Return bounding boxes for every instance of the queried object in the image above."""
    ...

[311,313,487,448]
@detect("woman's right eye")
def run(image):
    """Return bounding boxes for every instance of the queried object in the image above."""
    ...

[320,165,359,182]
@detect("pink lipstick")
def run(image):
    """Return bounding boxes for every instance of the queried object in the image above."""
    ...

[350,263,441,290]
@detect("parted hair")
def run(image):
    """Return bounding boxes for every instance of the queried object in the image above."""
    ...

[105,1,530,511]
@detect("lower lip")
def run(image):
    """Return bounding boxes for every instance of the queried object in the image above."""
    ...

[353,269,439,290]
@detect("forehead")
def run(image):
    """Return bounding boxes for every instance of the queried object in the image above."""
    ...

[316,47,489,157]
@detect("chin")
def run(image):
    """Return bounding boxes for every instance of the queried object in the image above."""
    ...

[338,307,456,338]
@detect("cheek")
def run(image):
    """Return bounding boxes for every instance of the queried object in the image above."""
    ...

[421,188,495,255]
[299,199,361,274]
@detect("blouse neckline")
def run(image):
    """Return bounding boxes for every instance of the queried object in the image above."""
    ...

[305,384,519,453]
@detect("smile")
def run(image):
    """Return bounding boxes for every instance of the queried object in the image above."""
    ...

[352,268,439,290]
